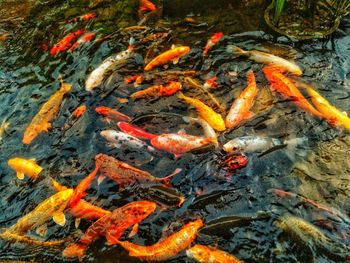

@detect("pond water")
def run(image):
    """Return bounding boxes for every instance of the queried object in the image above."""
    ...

[0,0,350,262]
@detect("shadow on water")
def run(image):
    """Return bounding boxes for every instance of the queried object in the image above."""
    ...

[0,0,350,262]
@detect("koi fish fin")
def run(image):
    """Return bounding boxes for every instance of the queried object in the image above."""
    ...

[157,168,182,187]
[53,212,66,226]
[105,118,111,124]
[226,45,247,57]
[171,44,176,49]
[36,224,48,237]
[128,224,139,238]
[172,57,179,64]
[284,137,308,160]
[146,146,156,153]
[174,153,182,159]
[16,172,25,180]
[105,231,120,245]
[75,218,81,229]
[62,243,86,259]
[43,122,51,132]
[98,175,106,185]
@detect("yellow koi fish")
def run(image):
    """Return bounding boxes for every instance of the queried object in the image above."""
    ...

[7,189,73,235]
[300,83,350,132]
[0,231,64,247]
[23,77,72,144]
[0,119,9,141]
[178,93,225,131]
[8,157,43,180]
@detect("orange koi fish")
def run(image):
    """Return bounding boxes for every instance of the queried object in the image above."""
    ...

[139,0,156,12]
[263,66,322,117]
[95,154,181,188]
[72,105,87,118]
[66,13,95,24]
[227,45,302,76]
[203,32,224,56]
[6,189,73,235]
[151,130,215,158]
[50,29,84,56]
[124,74,144,85]
[187,244,242,263]
[62,201,156,259]
[131,81,182,100]
[7,157,43,180]
[225,70,258,129]
[178,93,225,131]
[299,83,350,131]
[116,219,203,261]
[95,106,132,123]
[23,78,72,144]
[144,46,190,71]
[69,32,95,52]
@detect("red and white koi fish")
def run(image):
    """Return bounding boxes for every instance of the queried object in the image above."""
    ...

[203,32,224,56]
[225,70,258,129]
[117,122,157,140]
[151,130,215,158]
[50,29,84,56]
[69,32,95,52]
[203,76,219,89]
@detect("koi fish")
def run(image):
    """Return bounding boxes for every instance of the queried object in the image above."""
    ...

[204,76,219,89]
[225,70,258,129]
[263,66,322,117]
[144,46,190,71]
[124,74,144,85]
[223,136,307,153]
[72,105,87,118]
[116,219,203,261]
[300,84,350,131]
[23,78,72,144]
[117,122,157,140]
[62,201,156,259]
[139,0,156,12]
[227,45,302,76]
[95,106,131,123]
[50,29,84,56]
[179,93,225,131]
[66,13,95,24]
[85,41,134,91]
[69,32,95,52]
[275,214,348,260]
[131,81,182,100]
[203,32,224,56]
[100,130,156,152]
[6,189,73,235]
[141,32,169,44]
[150,130,215,158]
[0,119,9,141]
[7,157,43,180]
[187,244,242,263]
[95,153,181,188]
[184,77,225,112]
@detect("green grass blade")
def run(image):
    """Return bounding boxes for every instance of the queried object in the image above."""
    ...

[274,0,286,23]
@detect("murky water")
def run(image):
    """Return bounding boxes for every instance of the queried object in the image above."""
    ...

[0,1,350,262]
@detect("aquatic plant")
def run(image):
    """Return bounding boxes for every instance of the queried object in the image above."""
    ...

[273,0,285,23]
[321,0,350,19]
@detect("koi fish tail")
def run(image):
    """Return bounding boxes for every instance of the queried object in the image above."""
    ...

[58,77,72,93]
[62,243,87,259]
[156,168,182,187]
[226,45,247,57]
[70,164,99,207]
[284,137,308,160]
[128,37,136,50]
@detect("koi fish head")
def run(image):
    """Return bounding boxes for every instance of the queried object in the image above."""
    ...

[95,106,110,116]
[211,32,224,42]
[186,245,211,262]
[121,201,156,222]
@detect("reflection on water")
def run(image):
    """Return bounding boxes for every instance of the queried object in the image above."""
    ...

[0,0,350,262]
